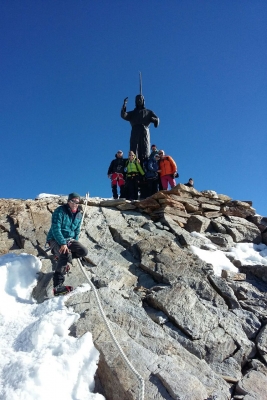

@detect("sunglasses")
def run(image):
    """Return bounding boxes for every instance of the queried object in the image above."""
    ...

[69,199,79,204]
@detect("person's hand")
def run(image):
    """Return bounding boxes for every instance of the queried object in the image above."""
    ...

[59,244,69,254]
[158,169,161,173]
[108,174,112,179]
[123,97,128,106]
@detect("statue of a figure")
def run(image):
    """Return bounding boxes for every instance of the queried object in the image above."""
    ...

[121,94,160,165]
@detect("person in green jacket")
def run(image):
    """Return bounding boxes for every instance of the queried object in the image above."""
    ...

[47,192,88,295]
[124,151,145,200]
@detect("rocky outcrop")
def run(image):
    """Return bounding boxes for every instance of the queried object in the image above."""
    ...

[0,187,267,400]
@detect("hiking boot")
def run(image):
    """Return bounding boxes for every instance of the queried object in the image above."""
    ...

[53,285,73,296]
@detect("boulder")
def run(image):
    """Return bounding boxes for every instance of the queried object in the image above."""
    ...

[212,216,262,243]
[235,370,267,399]
[185,215,211,233]
[256,324,267,363]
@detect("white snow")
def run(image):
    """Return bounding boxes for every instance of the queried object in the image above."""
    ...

[35,193,61,199]
[0,253,105,400]
[226,243,267,266]
[190,245,238,276]
[190,237,267,276]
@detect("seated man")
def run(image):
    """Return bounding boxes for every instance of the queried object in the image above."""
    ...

[184,178,194,188]
[46,192,88,296]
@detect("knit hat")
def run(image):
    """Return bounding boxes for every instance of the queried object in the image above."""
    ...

[68,192,81,201]
[151,144,157,149]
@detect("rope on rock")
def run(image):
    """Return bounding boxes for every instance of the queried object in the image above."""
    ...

[78,193,145,400]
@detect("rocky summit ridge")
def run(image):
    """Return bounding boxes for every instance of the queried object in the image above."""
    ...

[1,183,267,400]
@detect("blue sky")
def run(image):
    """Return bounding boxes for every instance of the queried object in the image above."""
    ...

[1,1,266,215]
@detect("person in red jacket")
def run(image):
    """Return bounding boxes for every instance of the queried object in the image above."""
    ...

[158,150,178,190]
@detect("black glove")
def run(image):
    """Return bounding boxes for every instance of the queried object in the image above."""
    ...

[173,172,179,178]
[123,97,128,107]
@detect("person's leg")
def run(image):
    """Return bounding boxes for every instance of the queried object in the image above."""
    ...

[127,178,135,200]
[161,175,168,190]
[167,174,176,188]
[133,176,139,200]
[68,240,88,259]
[147,179,152,197]
[112,185,118,199]
[50,240,72,287]
[151,178,158,195]
[119,184,125,198]
[118,174,126,198]
[158,176,163,191]
[111,173,118,199]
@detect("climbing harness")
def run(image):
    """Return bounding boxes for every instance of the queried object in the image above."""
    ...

[77,192,145,400]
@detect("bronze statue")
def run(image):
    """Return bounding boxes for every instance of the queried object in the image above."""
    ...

[121,76,159,166]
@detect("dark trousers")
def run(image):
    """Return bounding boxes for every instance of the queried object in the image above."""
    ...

[112,184,125,199]
[147,178,158,197]
[126,175,139,200]
[50,239,88,287]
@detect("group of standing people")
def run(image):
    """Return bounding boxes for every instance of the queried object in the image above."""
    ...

[107,144,181,201]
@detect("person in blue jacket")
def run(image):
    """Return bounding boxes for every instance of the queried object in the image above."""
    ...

[47,192,88,295]
[144,153,160,197]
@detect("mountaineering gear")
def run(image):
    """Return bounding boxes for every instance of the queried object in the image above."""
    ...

[158,155,177,177]
[107,155,126,175]
[108,153,126,199]
[143,158,158,180]
[53,285,73,296]
[143,157,159,197]
[111,173,125,199]
[124,158,144,200]
[47,204,83,245]
[47,201,88,289]
[50,239,88,287]
[158,154,178,190]
[125,158,144,177]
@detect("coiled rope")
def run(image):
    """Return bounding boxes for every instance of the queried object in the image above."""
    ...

[78,193,145,400]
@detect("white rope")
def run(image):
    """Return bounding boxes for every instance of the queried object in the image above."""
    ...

[78,193,145,400]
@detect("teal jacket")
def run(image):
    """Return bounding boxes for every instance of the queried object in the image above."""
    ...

[47,204,82,245]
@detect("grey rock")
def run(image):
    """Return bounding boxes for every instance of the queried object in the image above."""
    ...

[235,370,267,399]
[206,233,234,248]
[208,275,240,309]
[185,215,212,233]
[239,264,267,283]
[67,288,230,400]
[231,309,261,339]
[212,216,262,244]
[256,324,267,363]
